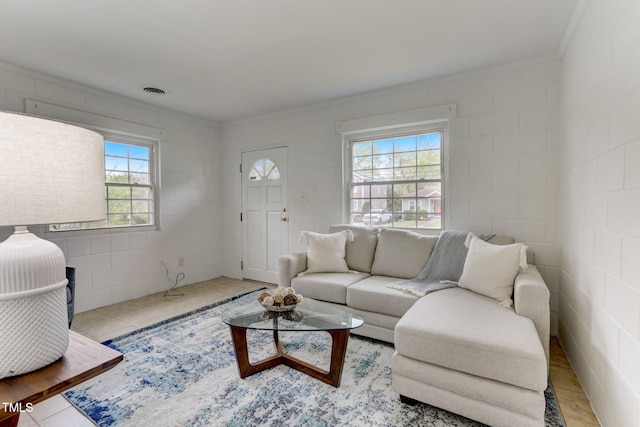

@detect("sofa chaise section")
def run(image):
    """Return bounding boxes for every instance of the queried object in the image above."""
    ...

[392,285,548,427]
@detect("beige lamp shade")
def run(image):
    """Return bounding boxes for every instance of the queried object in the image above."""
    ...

[0,111,105,378]
[0,111,105,226]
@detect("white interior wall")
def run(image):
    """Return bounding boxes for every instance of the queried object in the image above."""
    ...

[0,62,223,313]
[221,56,562,333]
[559,1,640,426]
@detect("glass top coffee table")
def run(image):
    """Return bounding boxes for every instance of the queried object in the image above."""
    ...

[222,292,363,387]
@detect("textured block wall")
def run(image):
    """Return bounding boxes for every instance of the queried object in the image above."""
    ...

[559,1,640,426]
[222,56,562,332]
[0,62,223,312]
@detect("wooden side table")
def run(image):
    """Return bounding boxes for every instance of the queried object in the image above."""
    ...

[0,330,123,427]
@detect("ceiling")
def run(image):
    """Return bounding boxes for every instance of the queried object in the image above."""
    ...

[0,0,578,124]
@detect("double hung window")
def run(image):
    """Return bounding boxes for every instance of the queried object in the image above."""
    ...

[49,135,158,232]
[347,126,444,230]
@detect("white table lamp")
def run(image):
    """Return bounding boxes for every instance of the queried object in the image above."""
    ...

[0,111,105,378]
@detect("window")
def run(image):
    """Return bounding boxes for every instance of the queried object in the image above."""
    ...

[49,135,158,232]
[248,158,280,180]
[348,127,443,230]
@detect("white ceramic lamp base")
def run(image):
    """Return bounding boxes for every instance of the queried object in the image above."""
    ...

[0,227,69,379]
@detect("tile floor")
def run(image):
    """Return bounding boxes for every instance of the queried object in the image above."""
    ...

[17,277,599,427]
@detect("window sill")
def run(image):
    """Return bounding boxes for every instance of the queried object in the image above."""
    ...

[45,224,159,239]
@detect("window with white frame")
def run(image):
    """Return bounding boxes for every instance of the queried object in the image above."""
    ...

[49,134,158,232]
[348,126,444,230]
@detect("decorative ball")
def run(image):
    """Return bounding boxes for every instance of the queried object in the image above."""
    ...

[283,294,297,306]
[262,296,274,306]
[273,286,288,298]
[258,291,271,302]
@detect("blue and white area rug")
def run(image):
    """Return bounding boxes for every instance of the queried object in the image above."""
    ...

[66,290,565,426]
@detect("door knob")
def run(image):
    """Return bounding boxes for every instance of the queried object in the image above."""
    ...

[281,208,287,222]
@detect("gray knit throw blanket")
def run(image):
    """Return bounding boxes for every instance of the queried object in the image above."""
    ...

[387,230,494,297]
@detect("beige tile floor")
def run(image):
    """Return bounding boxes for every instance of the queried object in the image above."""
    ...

[17,277,599,427]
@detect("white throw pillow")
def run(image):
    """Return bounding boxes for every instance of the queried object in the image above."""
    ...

[300,230,354,274]
[458,233,528,307]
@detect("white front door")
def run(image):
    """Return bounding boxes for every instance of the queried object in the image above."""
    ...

[241,147,289,283]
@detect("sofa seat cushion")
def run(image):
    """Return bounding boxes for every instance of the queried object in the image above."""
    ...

[291,272,370,304]
[395,287,547,391]
[347,276,419,318]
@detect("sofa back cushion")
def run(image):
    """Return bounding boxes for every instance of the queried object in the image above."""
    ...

[329,224,378,273]
[370,228,438,279]
[488,235,535,264]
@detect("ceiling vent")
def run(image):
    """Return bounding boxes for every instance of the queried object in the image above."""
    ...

[142,86,166,95]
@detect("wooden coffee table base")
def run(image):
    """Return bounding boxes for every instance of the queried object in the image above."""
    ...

[229,326,350,387]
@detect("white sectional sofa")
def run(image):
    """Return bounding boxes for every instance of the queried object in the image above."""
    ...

[278,225,550,427]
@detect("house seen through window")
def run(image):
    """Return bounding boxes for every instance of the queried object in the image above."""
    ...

[49,137,157,232]
[348,128,443,230]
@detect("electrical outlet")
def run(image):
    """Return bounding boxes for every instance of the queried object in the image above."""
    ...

[178,256,185,267]
[300,192,310,203]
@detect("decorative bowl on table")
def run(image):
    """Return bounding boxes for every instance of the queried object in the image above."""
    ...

[261,303,300,312]
[258,287,304,312]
